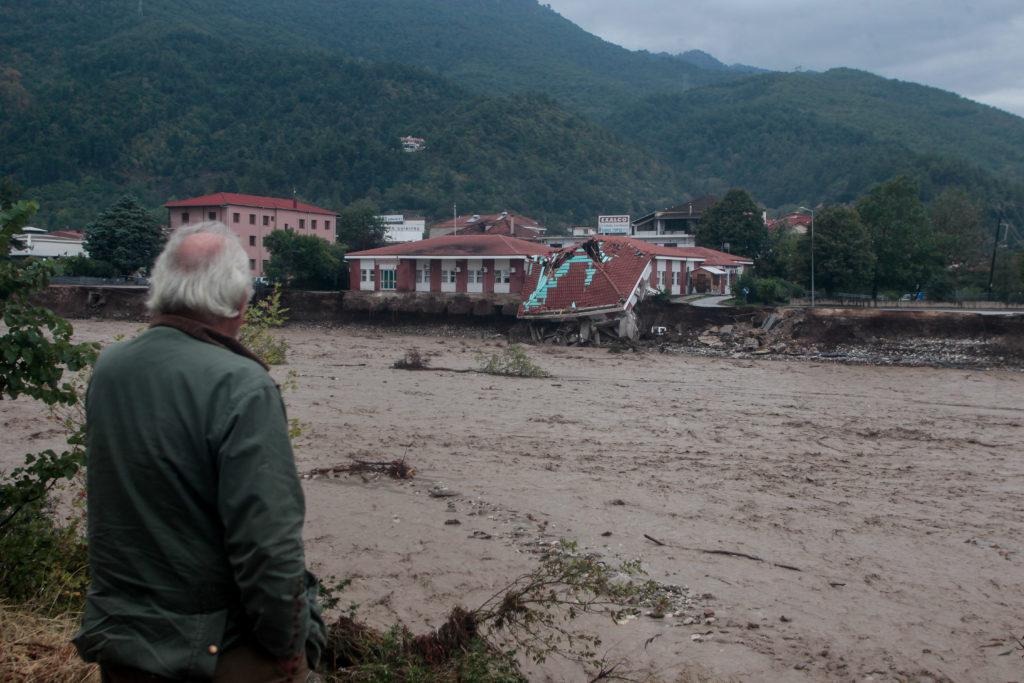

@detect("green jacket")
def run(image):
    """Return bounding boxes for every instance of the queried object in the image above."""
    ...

[73,324,326,680]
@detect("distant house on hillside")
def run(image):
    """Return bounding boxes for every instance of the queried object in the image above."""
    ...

[344,234,552,295]
[400,136,425,152]
[429,212,546,240]
[164,193,338,277]
[629,195,719,247]
[767,212,812,235]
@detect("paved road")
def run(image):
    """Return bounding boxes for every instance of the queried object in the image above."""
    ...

[688,295,732,307]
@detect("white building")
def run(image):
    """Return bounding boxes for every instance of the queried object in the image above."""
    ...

[378,214,426,243]
[10,227,87,258]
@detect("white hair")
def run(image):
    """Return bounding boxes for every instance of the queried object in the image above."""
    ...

[147,221,251,318]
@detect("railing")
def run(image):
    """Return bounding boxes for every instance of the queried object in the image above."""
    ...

[50,276,148,286]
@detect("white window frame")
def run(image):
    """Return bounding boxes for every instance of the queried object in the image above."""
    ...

[360,259,375,291]
[493,258,511,293]
[467,259,483,293]
[440,259,457,292]
[415,260,430,292]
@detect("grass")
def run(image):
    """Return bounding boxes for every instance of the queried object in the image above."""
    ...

[0,602,98,683]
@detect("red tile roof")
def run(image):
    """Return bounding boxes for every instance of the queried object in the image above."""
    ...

[681,246,754,267]
[634,195,720,224]
[164,193,337,215]
[344,234,553,259]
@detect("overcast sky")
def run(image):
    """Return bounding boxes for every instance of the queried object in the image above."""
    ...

[544,0,1024,119]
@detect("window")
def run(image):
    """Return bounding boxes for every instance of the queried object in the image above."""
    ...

[672,271,680,286]
[249,236,256,246]
[263,216,270,226]
[361,269,375,283]
[416,264,429,283]
[181,212,189,223]
[494,268,510,284]
[262,259,268,271]
[233,212,240,223]
[249,214,255,225]
[470,268,483,284]
[299,219,305,229]
[312,219,318,230]
[208,211,216,220]
[249,259,255,270]
[441,269,456,283]
[324,220,331,231]
[380,269,396,290]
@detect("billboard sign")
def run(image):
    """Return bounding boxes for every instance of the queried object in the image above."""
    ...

[598,215,630,234]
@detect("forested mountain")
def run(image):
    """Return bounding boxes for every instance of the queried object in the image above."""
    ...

[1,4,686,229]
[607,68,1024,212]
[3,0,1024,234]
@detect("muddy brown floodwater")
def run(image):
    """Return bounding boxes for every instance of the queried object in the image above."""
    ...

[2,320,1022,682]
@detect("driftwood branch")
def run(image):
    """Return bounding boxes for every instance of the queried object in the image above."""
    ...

[643,534,801,572]
[308,459,415,479]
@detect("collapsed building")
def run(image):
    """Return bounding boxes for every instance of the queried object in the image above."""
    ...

[518,236,717,343]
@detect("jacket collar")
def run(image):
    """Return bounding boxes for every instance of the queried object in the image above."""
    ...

[150,314,269,371]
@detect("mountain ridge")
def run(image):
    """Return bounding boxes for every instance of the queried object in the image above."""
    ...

[2,0,1023,233]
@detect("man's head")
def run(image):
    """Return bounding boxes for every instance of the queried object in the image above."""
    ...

[147,221,251,331]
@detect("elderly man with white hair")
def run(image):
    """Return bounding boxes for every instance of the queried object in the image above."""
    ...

[74,222,325,683]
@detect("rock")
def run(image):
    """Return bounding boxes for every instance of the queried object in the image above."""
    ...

[429,486,458,498]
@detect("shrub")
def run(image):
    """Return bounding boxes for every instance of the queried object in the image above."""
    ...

[475,344,550,378]
[240,283,290,364]
[58,254,116,278]
[731,272,802,304]
[393,347,429,370]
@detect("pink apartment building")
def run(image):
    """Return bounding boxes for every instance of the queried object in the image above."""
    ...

[165,193,338,277]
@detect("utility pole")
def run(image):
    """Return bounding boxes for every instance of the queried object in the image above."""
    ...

[987,208,1005,297]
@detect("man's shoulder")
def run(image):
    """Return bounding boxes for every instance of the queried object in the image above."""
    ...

[98,327,269,381]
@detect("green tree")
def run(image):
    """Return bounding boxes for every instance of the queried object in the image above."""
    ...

[856,175,939,297]
[810,205,875,294]
[696,188,768,260]
[83,195,164,277]
[263,228,346,290]
[1,195,97,609]
[929,186,986,287]
[757,222,800,280]
[336,199,386,252]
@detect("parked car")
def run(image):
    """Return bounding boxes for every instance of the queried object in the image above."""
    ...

[252,276,270,287]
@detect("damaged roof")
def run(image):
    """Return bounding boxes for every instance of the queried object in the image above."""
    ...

[518,236,659,319]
